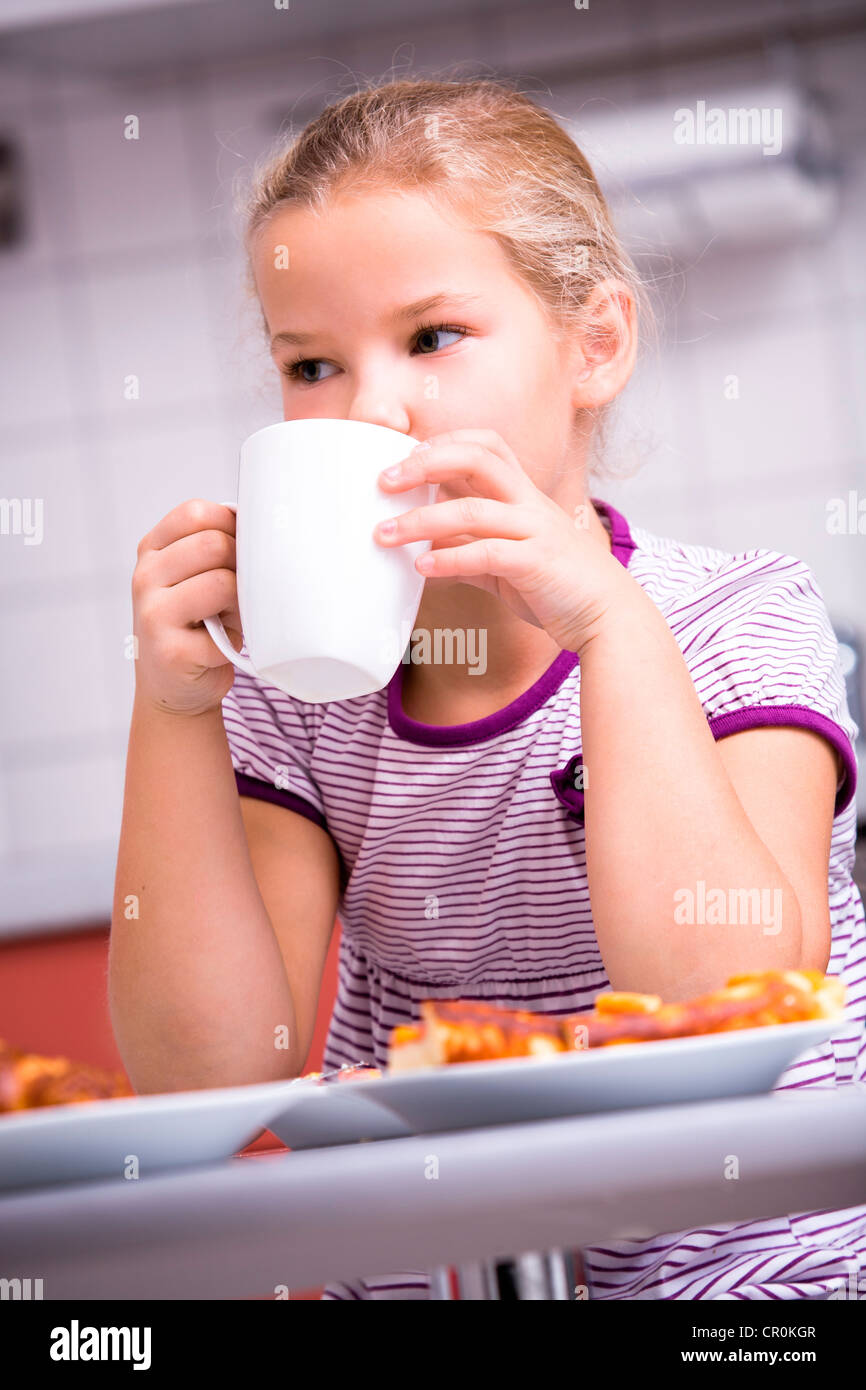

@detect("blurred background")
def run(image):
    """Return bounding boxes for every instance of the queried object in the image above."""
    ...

[0,0,864,1088]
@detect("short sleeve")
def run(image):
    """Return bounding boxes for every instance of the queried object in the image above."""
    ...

[220,665,328,833]
[679,551,858,817]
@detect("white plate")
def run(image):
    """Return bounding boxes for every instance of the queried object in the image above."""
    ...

[335,1018,841,1138]
[264,1080,413,1150]
[0,1076,326,1192]
[0,1021,841,1187]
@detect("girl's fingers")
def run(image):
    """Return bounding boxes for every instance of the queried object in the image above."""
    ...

[429,428,525,473]
[150,568,240,634]
[378,439,531,504]
[375,496,533,547]
[138,498,236,558]
[415,536,534,581]
[177,623,244,669]
[142,527,236,590]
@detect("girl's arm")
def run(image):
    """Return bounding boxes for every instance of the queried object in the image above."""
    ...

[371,430,837,1002]
[577,577,829,1001]
[109,696,308,1092]
[110,498,340,1094]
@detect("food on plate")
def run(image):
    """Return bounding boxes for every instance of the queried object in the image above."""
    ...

[578,969,845,1046]
[387,970,845,1071]
[0,1041,382,1114]
[0,1038,134,1113]
[390,1005,566,1070]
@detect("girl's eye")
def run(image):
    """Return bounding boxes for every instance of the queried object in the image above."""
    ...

[411,322,467,355]
[280,357,338,384]
[279,322,468,383]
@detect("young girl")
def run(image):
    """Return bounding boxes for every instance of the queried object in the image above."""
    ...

[111,76,866,1300]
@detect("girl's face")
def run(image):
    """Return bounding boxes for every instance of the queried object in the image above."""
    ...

[252,189,617,507]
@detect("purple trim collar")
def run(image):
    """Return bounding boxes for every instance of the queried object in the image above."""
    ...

[387,497,636,747]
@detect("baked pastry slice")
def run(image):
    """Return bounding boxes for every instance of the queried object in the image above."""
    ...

[389,1000,569,1072]
[387,970,845,1071]
[0,1038,134,1113]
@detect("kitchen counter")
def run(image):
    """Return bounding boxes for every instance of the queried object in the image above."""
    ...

[1,1087,865,1298]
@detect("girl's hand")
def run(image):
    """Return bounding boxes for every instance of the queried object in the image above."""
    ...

[132,499,243,717]
[374,428,628,653]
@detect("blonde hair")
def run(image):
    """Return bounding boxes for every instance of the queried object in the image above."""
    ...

[238,72,657,483]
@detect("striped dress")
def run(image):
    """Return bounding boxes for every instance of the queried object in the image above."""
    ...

[221,497,866,1300]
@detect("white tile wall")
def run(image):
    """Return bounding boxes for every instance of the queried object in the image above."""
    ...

[0,595,118,747]
[0,759,10,861]
[84,257,225,420]
[3,843,122,934]
[0,277,78,429]
[62,94,202,258]
[703,483,863,624]
[93,588,137,739]
[101,416,239,575]
[1,2,865,934]
[686,317,847,490]
[594,340,708,518]
[0,441,94,586]
[5,751,125,856]
[196,250,281,421]
[840,304,866,463]
[678,238,829,327]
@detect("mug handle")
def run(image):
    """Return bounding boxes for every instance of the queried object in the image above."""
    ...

[202,501,258,677]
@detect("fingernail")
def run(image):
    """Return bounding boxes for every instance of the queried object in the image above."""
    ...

[382,463,403,480]
[411,441,431,453]
[377,518,397,536]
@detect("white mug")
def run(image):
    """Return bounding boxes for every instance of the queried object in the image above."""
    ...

[204,418,436,703]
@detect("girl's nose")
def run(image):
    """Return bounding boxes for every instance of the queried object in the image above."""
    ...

[345,394,412,438]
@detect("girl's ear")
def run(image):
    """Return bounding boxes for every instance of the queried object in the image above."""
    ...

[570,278,638,409]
